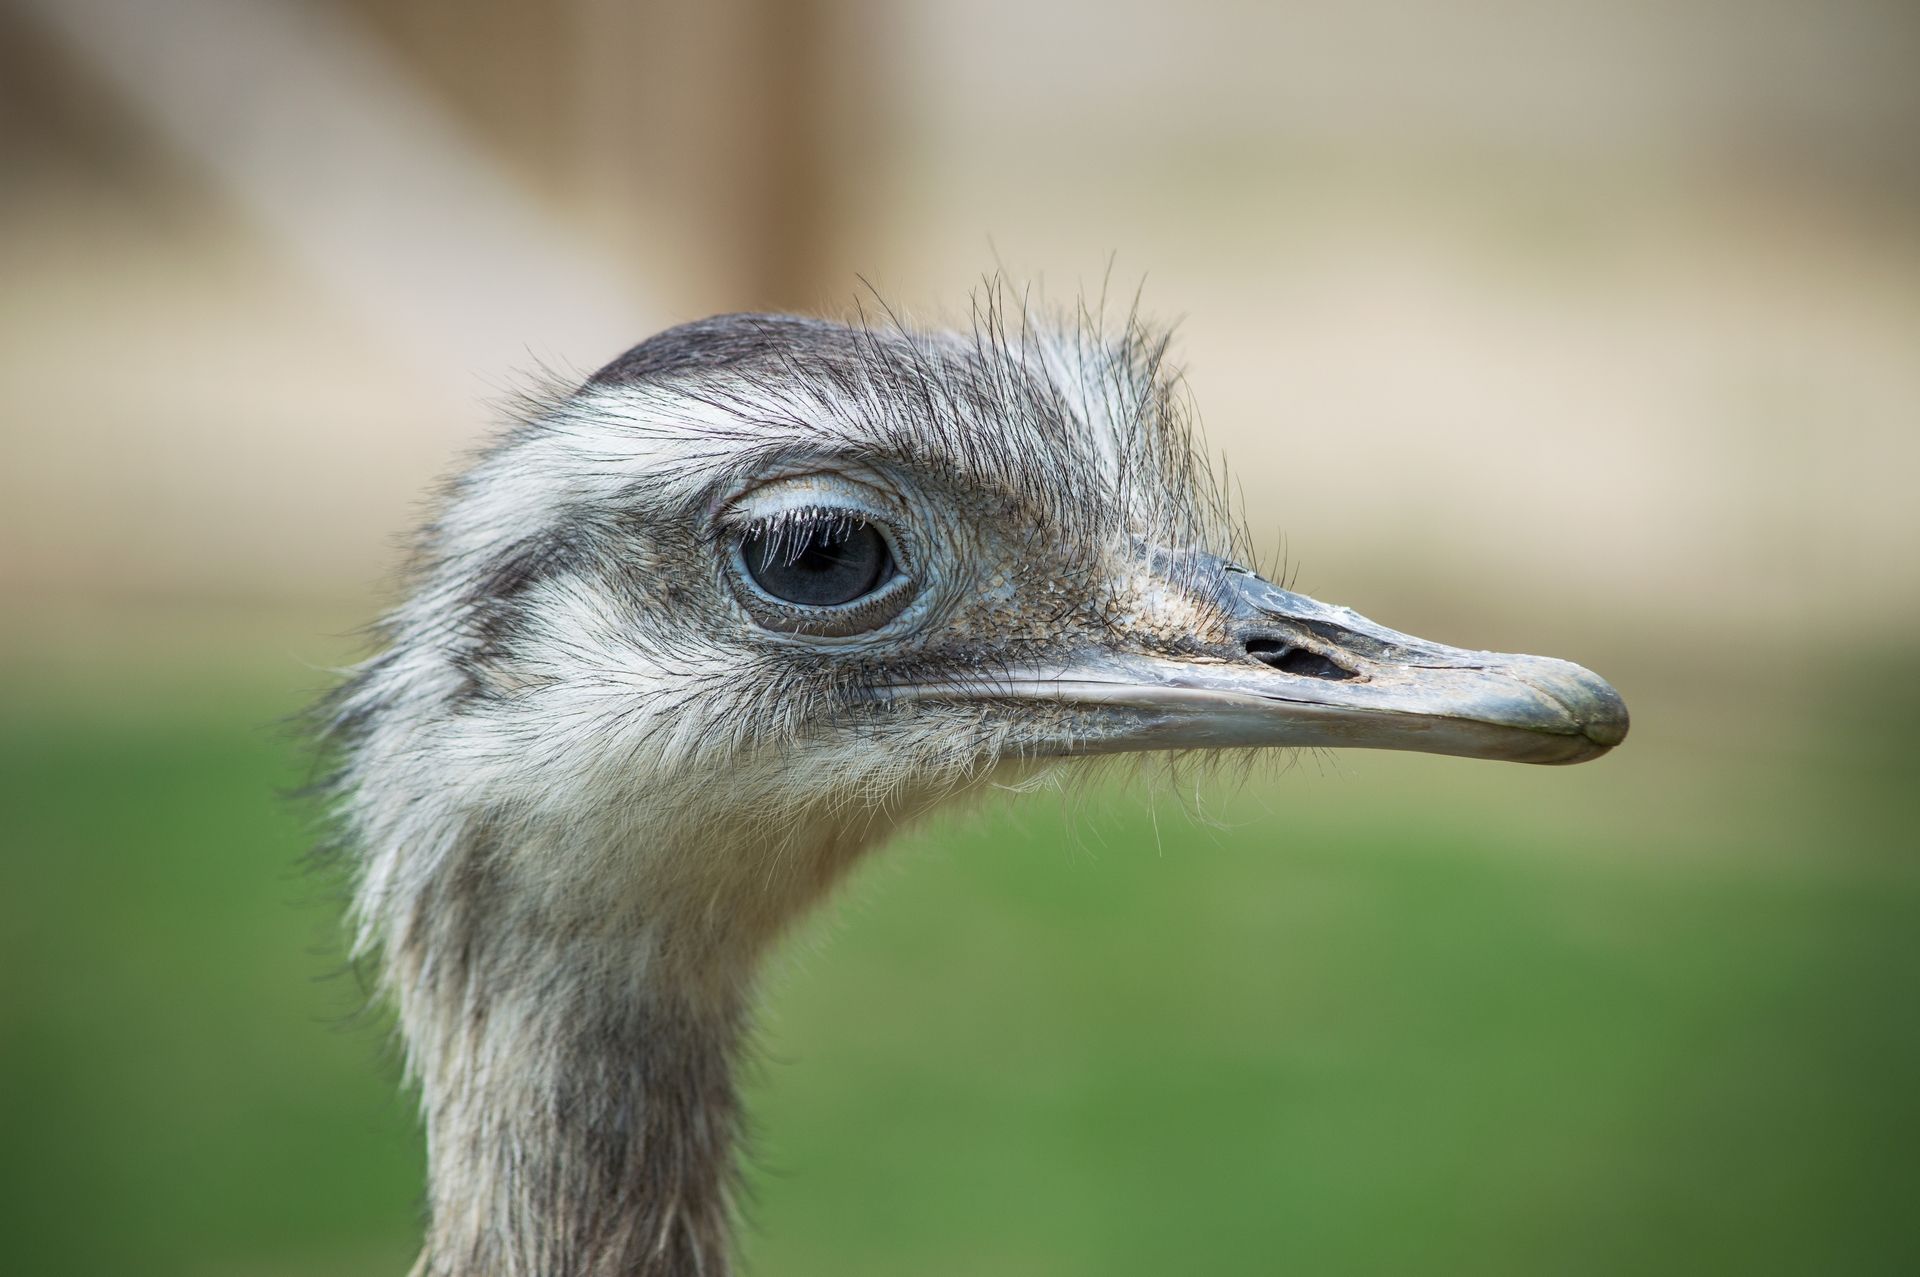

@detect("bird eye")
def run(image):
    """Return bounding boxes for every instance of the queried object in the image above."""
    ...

[729,508,914,637]
[742,516,892,607]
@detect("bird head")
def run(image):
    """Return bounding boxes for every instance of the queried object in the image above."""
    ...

[330,306,1625,977]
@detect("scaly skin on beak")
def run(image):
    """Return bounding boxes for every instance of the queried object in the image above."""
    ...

[895,557,1629,765]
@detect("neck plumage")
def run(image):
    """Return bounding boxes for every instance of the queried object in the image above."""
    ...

[387,806,894,1277]
[392,848,763,1277]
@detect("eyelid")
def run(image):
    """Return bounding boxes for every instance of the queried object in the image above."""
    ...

[722,472,896,527]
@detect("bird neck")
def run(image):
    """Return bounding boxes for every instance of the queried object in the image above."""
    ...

[394,813,885,1277]
[405,923,750,1277]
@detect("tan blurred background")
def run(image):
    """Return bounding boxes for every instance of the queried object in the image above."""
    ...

[4,3,1918,1275]
[5,0,1916,646]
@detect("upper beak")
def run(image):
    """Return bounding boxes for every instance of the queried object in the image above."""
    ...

[888,558,1628,766]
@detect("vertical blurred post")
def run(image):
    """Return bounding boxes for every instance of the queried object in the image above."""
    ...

[266,0,858,314]
[567,0,850,314]
[749,0,836,311]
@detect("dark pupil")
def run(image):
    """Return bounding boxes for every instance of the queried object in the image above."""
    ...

[743,519,892,608]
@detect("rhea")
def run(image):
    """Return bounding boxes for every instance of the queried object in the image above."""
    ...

[320,305,1627,1277]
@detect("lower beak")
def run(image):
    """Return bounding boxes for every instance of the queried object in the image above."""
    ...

[887,563,1628,766]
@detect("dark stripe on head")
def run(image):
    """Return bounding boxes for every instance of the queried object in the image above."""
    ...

[451,528,598,700]
[588,313,861,389]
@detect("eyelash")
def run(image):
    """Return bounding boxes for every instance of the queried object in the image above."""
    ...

[740,506,873,568]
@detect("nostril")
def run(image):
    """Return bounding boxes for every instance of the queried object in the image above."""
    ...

[1244,637,1358,682]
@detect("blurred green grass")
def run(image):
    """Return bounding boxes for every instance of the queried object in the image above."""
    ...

[3,649,1915,1276]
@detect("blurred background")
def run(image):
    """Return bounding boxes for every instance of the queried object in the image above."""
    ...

[2,1,1916,1274]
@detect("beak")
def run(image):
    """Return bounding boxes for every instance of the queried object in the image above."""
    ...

[888,559,1628,765]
